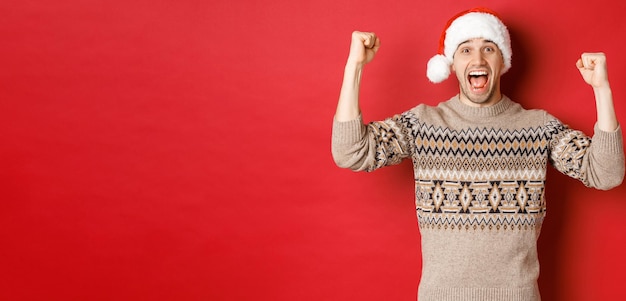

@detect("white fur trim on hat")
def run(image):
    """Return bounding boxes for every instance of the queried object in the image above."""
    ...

[427,8,512,83]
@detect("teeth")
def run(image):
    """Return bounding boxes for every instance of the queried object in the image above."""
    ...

[469,71,487,76]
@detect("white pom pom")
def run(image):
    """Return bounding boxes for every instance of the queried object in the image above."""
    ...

[426,54,451,83]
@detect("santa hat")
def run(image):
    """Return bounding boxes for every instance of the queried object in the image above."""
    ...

[426,7,512,83]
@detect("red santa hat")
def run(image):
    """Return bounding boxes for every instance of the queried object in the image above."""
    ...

[426,7,512,83]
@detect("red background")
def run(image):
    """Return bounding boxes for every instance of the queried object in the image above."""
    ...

[1,0,625,300]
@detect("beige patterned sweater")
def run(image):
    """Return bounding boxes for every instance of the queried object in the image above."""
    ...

[331,95,624,301]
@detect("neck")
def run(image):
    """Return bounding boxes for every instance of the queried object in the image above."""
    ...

[458,91,503,107]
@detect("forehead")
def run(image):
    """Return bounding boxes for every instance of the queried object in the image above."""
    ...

[457,38,498,48]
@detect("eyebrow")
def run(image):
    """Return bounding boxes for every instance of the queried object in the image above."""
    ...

[458,39,497,46]
[466,38,496,45]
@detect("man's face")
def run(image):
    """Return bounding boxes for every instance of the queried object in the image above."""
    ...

[452,38,504,107]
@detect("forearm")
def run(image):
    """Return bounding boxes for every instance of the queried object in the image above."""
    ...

[335,63,364,122]
[577,53,618,132]
[594,85,618,132]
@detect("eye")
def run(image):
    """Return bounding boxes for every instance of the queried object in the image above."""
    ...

[483,44,499,53]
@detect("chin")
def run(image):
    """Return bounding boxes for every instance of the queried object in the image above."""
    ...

[461,84,500,107]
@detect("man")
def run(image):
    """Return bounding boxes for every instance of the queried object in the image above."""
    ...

[331,7,624,301]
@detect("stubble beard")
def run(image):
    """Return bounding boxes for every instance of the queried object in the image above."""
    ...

[459,80,500,106]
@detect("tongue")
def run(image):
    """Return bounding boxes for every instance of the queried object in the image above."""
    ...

[470,76,487,89]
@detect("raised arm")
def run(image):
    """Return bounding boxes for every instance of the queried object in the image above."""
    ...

[335,31,381,122]
[576,53,618,131]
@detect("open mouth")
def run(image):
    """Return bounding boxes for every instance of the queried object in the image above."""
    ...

[468,70,488,91]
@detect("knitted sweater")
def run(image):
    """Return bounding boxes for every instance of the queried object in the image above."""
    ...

[331,95,624,301]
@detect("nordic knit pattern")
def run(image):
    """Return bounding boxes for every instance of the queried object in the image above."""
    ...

[331,95,625,301]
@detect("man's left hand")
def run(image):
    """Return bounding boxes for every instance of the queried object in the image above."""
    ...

[576,52,610,89]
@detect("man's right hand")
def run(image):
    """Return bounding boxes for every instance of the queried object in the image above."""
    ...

[347,31,380,66]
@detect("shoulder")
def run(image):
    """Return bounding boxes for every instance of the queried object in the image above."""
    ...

[407,102,441,115]
[505,98,554,126]
[508,102,570,138]
[404,97,455,120]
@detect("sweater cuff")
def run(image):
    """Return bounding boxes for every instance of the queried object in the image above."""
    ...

[593,123,624,154]
[332,115,366,145]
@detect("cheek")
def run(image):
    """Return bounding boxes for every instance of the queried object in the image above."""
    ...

[452,63,464,80]
[492,55,505,71]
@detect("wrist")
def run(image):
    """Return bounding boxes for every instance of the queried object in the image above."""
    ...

[345,59,366,71]
[593,85,613,102]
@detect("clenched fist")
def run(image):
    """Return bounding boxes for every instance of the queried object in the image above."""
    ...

[346,31,381,66]
[576,53,610,89]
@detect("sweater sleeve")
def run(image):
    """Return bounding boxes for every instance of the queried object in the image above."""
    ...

[547,115,625,190]
[331,112,415,172]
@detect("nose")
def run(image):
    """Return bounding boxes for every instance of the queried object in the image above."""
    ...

[470,51,486,65]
